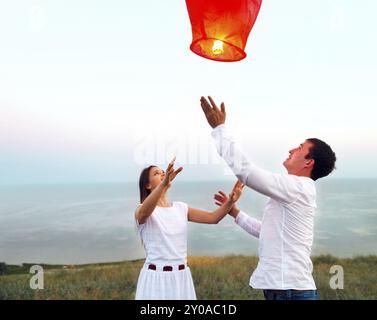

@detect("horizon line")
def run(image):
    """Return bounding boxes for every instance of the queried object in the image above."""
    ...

[1,176,377,187]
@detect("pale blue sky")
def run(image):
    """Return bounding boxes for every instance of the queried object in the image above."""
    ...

[1,0,376,184]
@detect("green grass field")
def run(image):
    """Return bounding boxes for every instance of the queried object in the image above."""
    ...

[1,255,376,300]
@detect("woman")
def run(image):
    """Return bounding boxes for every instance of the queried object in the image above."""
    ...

[135,157,244,300]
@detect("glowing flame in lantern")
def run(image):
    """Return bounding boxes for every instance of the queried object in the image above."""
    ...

[212,40,224,55]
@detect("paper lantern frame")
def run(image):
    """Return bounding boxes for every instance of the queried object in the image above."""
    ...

[186,0,263,62]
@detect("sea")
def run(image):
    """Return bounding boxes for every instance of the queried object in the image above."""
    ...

[0,179,376,265]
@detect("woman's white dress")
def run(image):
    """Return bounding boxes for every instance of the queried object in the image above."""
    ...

[135,201,197,300]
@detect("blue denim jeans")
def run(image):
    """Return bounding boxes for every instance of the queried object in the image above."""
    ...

[263,289,318,300]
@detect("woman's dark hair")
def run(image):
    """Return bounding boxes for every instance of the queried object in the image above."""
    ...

[139,165,157,203]
[305,138,336,181]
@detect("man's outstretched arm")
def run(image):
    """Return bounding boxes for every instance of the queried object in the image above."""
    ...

[200,96,302,204]
[233,211,261,238]
[214,191,261,238]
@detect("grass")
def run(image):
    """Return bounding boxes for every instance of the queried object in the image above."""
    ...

[1,255,376,300]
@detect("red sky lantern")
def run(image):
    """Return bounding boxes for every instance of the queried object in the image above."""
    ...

[185,0,263,62]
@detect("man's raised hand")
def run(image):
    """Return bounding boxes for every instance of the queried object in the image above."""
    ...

[200,96,226,129]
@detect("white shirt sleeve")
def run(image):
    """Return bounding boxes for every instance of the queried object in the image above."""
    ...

[211,124,302,204]
[235,211,261,238]
[134,205,145,237]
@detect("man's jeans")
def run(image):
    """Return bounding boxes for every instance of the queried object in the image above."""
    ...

[263,289,318,300]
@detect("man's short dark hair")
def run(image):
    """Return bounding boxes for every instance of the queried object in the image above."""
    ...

[306,138,336,181]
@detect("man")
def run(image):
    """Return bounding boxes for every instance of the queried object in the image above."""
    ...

[200,96,336,300]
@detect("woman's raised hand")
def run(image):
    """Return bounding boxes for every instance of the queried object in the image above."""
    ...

[161,156,183,188]
[229,180,244,203]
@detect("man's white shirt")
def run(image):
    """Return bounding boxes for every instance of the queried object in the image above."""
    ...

[212,124,317,290]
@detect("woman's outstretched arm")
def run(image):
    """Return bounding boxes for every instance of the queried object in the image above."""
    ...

[135,158,182,225]
[188,181,244,224]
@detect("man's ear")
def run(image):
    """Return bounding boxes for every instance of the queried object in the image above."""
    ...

[305,159,315,169]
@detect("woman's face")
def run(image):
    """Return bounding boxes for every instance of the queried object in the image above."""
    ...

[147,166,165,191]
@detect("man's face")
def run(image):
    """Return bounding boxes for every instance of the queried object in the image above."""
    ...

[283,140,314,174]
